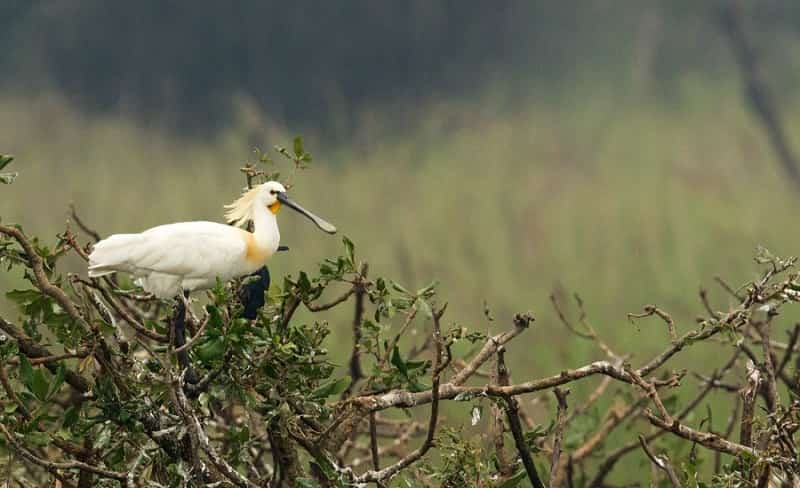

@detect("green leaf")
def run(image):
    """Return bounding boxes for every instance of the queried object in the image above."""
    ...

[296,478,319,488]
[6,289,41,305]
[453,392,475,402]
[107,445,126,465]
[416,281,439,297]
[312,377,351,399]
[391,346,408,376]
[342,236,355,266]
[258,149,273,165]
[274,144,288,157]
[30,368,51,402]
[0,155,14,183]
[206,304,223,329]
[391,281,411,294]
[293,136,304,157]
[196,337,226,363]
[0,155,13,171]
[0,172,17,184]
[297,271,312,294]
[415,298,433,319]
[495,469,527,488]
[145,319,168,335]
[62,405,79,428]
[25,431,50,447]
[19,355,34,388]
[47,364,66,402]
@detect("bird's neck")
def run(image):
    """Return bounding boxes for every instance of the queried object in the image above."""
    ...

[251,205,280,254]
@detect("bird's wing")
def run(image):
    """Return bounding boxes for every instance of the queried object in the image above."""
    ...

[124,222,247,278]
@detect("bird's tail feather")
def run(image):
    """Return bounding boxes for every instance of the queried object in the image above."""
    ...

[87,268,116,278]
[88,233,143,276]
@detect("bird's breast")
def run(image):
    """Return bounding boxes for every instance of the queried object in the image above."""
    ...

[243,231,275,266]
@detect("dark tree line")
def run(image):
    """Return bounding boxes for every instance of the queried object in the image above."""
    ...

[2,1,800,134]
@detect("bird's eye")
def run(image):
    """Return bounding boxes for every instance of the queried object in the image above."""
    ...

[270,190,277,195]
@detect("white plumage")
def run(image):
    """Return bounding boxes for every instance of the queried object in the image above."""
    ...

[88,181,335,298]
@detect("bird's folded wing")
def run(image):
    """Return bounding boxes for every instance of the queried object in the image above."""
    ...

[128,222,247,277]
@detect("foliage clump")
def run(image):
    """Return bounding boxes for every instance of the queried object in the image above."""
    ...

[1,149,800,487]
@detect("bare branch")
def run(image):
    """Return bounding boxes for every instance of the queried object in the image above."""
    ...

[0,423,126,481]
[450,312,533,386]
[176,386,258,488]
[369,411,380,471]
[637,308,745,377]
[586,349,741,486]
[381,308,417,366]
[550,292,592,339]
[0,316,91,394]
[0,224,92,332]
[62,227,90,261]
[564,372,614,426]
[644,409,764,459]
[0,364,30,418]
[699,288,721,319]
[304,286,356,312]
[716,396,740,474]
[777,323,800,378]
[343,264,368,398]
[638,435,680,488]
[6,350,90,366]
[174,312,210,354]
[549,388,570,488]
[740,360,760,448]
[81,276,168,342]
[628,305,677,342]
[714,275,744,302]
[490,348,513,479]
[69,204,102,242]
[573,397,646,462]
[498,347,544,488]
[754,318,780,412]
[354,305,444,483]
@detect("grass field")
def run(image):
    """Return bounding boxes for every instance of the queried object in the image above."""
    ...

[3,81,800,482]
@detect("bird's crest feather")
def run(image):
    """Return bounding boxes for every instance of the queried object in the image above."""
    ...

[224,186,260,227]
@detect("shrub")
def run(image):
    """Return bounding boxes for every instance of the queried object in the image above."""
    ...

[1,151,799,487]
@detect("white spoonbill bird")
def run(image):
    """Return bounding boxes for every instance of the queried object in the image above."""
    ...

[88,181,336,298]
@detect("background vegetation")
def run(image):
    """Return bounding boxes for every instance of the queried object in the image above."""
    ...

[4,1,800,485]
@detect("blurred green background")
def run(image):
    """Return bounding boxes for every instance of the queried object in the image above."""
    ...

[3,1,800,482]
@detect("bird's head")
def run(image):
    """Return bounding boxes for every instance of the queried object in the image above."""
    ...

[225,181,337,234]
[260,181,288,212]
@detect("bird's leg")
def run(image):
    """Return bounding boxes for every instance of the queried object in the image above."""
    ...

[173,291,198,385]
[240,266,270,320]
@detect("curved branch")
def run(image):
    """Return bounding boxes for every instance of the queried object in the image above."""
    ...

[354,305,445,483]
[638,435,680,488]
[0,423,126,481]
[0,224,91,332]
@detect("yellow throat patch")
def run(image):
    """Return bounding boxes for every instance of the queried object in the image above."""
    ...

[268,202,281,214]
[244,232,269,264]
